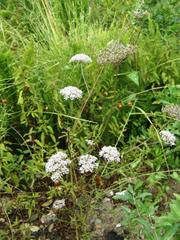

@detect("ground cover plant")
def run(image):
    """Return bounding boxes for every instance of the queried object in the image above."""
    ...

[0,0,180,239]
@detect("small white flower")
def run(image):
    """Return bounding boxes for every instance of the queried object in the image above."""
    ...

[79,154,99,173]
[69,53,92,63]
[52,199,66,210]
[160,130,176,146]
[85,139,95,146]
[59,86,83,100]
[45,151,71,182]
[99,146,121,162]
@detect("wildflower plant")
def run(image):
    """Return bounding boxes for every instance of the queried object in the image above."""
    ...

[1,1,179,239]
[69,53,92,94]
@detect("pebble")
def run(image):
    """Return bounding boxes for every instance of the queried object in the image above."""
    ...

[40,211,57,224]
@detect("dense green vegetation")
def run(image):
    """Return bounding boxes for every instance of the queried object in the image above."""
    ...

[0,0,179,239]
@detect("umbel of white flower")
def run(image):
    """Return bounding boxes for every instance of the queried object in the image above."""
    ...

[160,130,176,146]
[69,53,92,64]
[79,154,99,173]
[59,86,83,100]
[45,151,71,182]
[97,40,136,65]
[99,146,121,162]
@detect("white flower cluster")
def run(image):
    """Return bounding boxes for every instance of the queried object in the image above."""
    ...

[52,199,66,210]
[59,86,83,100]
[69,53,92,64]
[45,152,71,182]
[160,130,176,146]
[99,146,121,162]
[79,154,99,173]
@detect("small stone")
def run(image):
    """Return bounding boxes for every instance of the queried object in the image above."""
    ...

[52,199,66,210]
[40,211,56,224]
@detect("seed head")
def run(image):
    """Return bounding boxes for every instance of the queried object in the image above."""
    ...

[97,41,136,65]
[162,104,180,120]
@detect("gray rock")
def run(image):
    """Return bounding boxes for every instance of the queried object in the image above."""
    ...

[87,197,124,239]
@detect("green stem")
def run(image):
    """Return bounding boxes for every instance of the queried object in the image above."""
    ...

[115,100,137,147]
[80,64,90,95]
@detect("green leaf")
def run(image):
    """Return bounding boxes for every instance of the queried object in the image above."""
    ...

[17,90,24,105]
[171,172,180,182]
[131,159,141,169]
[163,223,180,240]
[138,192,152,201]
[30,226,40,232]
[127,71,139,86]
[41,199,53,207]
[34,139,43,147]
[112,191,132,201]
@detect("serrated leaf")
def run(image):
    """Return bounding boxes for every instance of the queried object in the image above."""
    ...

[112,191,132,201]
